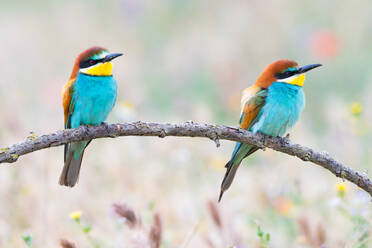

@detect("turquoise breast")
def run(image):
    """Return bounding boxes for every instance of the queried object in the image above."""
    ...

[70,73,117,128]
[251,82,305,137]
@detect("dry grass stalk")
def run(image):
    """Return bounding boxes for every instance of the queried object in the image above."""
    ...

[59,239,76,248]
[298,217,326,247]
[316,223,326,247]
[298,217,312,245]
[149,213,162,248]
[207,200,222,229]
[113,203,138,228]
[202,236,216,248]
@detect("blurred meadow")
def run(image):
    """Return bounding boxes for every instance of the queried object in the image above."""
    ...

[1,0,372,247]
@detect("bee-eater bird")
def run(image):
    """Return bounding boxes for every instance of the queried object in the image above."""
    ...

[219,59,321,201]
[60,46,122,187]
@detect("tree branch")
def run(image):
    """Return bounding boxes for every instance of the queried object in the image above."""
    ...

[1,121,371,197]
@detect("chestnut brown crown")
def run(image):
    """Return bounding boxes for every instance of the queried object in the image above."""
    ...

[255,59,298,88]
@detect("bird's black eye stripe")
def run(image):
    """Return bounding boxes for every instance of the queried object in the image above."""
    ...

[80,59,95,68]
[275,70,297,79]
[79,58,104,69]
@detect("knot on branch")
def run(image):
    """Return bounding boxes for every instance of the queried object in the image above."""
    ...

[209,131,220,148]
[158,129,167,138]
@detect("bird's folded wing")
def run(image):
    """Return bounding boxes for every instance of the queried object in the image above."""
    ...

[239,86,268,130]
[62,78,77,128]
[228,86,267,160]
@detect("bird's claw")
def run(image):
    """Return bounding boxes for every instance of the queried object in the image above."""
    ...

[257,133,266,150]
[280,133,291,145]
[102,122,116,138]
[80,125,90,135]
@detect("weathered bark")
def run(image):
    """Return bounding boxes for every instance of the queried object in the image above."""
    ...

[0,121,371,197]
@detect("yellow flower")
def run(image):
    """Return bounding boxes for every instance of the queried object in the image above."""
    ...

[336,182,347,197]
[351,102,362,116]
[336,182,346,192]
[69,211,82,220]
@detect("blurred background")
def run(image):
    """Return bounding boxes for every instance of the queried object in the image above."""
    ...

[1,0,372,247]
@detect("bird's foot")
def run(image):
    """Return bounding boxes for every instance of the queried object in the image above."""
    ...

[80,125,91,136]
[102,122,117,138]
[101,122,109,128]
[282,133,291,144]
[256,132,266,150]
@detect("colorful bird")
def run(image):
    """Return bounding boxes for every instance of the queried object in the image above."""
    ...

[60,46,122,187]
[219,59,321,201]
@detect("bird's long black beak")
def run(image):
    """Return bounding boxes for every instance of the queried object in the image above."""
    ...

[297,64,322,74]
[103,53,123,62]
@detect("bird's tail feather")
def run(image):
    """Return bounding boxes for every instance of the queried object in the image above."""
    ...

[219,160,241,202]
[59,142,87,187]
[219,145,259,202]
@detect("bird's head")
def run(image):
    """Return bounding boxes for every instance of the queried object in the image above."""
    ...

[70,46,122,79]
[255,59,322,88]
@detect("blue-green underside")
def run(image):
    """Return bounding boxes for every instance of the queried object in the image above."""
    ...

[231,82,305,165]
[67,72,117,158]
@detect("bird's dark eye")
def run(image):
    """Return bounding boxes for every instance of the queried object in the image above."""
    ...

[275,70,296,79]
[79,59,98,69]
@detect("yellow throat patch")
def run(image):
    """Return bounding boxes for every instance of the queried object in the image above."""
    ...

[281,73,305,87]
[83,62,113,76]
